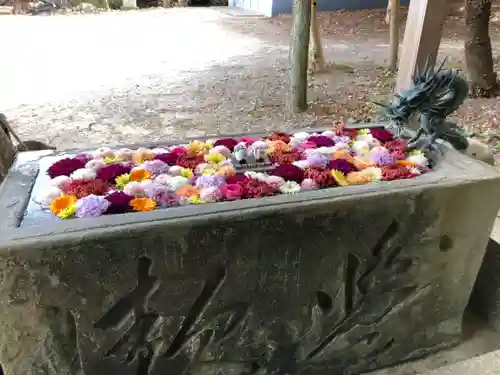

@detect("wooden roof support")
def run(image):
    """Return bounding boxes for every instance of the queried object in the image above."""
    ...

[395,0,448,93]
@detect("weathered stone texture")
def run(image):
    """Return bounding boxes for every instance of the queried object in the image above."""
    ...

[0,144,499,375]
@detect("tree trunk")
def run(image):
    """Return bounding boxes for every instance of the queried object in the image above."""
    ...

[289,0,311,113]
[12,0,29,13]
[388,0,400,71]
[0,127,15,185]
[465,0,498,97]
[309,0,324,72]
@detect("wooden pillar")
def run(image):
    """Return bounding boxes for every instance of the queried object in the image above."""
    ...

[0,129,15,184]
[395,0,448,93]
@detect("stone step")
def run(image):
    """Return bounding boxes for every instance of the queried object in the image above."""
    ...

[422,349,500,374]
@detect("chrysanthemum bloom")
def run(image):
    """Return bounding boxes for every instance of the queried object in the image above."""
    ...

[333,122,358,138]
[243,179,277,198]
[308,135,335,148]
[216,165,236,178]
[195,174,226,189]
[96,163,132,183]
[176,154,205,170]
[199,187,223,202]
[307,153,330,169]
[225,173,250,185]
[130,197,157,212]
[123,181,147,197]
[175,185,200,198]
[369,150,397,166]
[268,131,291,144]
[370,128,394,142]
[75,194,111,218]
[279,181,301,194]
[268,150,301,164]
[130,169,153,182]
[221,184,245,200]
[381,165,415,181]
[346,171,373,185]
[50,195,77,216]
[332,149,356,164]
[270,164,305,184]
[268,140,292,153]
[47,158,87,178]
[301,178,319,190]
[105,191,134,214]
[139,160,169,175]
[327,158,357,174]
[331,170,349,186]
[187,140,211,157]
[154,152,180,165]
[70,168,97,180]
[304,167,336,188]
[38,186,64,206]
[352,157,377,170]
[214,138,238,151]
[65,179,110,199]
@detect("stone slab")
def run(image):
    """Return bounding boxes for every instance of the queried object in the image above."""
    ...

[422,349,500,375]
[1,134,500,375]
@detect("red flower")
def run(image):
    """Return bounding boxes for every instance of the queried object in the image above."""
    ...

[268,150,301,164]
[370,128,394,142]
[221,184,245,200]
[327,159,357,174]
[96,164,132,183]
[214,138,238,152]
[105,191,134,214]
[268,132,291,144]
[381,165,414,181]
[304,167,336,188]
[225,173,250,185]
[65,179,110,198]
[308,135,335,147]
[243,179,278,198]
[384,139,408,152]
[270,164,305,183]
[333,123,358,138]
[47,158,86,178]
[170,147,188,156]
[154,152,180,165]
[176,154,205,169]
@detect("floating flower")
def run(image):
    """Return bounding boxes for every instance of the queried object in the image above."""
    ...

[47,158,86,178]
[370,128,394,142]
[175,185,199,198]
[48,175,71,190]
[243,179,277,198]
[115,174,131,189]
[406,154,429,167]
[199,187,223,202]
[133,149,155,164]
[211,145,232,158]
[85,159,106,171]
[268,132,291,144]
[65,178,110,199]
[93,147,115,159]
[123,181,147,197]
[57,203,77,219]
[353,157,376,170]
[216,165,236,178]
[225,173,250,185]
[240,137,257,146]
[361,167,382,181]
[214,138,238,152]
[75,194,111,218]
[205,152,226,165]
[308,135,335,148]
[105,192,134,214]
[301,178,319,190]
[116,148,135,161]
[327,159,357,174]
[265,175,286,188]
[304,167,336,188]
[180,168,194,179]
[221,184,245,200]
[103,156,122,164]
[38,186,64,206]
[70,168,97,180]
[130,197,157,212]
[154,152,179,165]
[381,165,415,181]
[270,164,305,183]
[331,170,349,186]
[332,135,351,144]
[167,176,190,191]
[195,163,211,175]
[352,141,371,156]
[299,141,318,150]
[279,181,301,194]
[268,140,292,153]
[97,164,132,183]
[50,195,77,217]
[333,149,355,163]
[189,195,207,205]
[268,150,301,164]
[177,154,205,170]
[369,150,397,166]
[346,171,374,185]
[140,160,169,175]
[195,174,226,189]
[307,153,330,169]
[187,140,211,156]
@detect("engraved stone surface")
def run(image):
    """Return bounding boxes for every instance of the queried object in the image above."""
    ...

[0,135,500,375]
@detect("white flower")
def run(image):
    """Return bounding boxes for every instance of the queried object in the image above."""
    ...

[37,186,63,206]
[70,168,97,180]
[155,174,172,186]
[150,147,169,154]
[168,166,183,176]
[361,167,382,181]
[85,159,106,171]
[293,132,310,142]
[210,145,231,158]
[333,142,350,150]
[265,175,286,188]
[194,163,211,175]
[245,171,267,181]
[321,130,335,138]
[123,181,147,197]
[316,147,337,156]
[48,175,71,189]
[409,167,421,175]
[167,176,189,191]
[279,181,301,194]
[352,141,370,156]
[407,154,429,167]
[292,160,309,169]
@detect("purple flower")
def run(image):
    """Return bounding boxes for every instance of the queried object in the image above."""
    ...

[327,159,357,174]
[139,160,169,175]
[306,153,329,168]
[75,194,110,218]
[332,135,351,144]
[370,151,397,166]
[142,182,178,206]
[195,174,226,189]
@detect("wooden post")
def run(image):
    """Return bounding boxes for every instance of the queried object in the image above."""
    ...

[0,129,15,184]
[289,0,312,113]
[395,0,448,93]
[388,0,400,71]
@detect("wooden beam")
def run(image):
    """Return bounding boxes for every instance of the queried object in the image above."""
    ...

[395,0,448,93]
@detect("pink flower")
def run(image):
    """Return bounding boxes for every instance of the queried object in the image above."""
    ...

[221,184,245,200]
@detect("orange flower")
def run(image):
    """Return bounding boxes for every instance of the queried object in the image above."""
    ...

[332,149,355,163]
[175,185,199,198]
[346,172,373,185]
[268,140,291,153]
[396,160,417,167]
[133,150,155,164]
[130,169,152,182]
[50,195,77,215]
[352,156,376,170]
[130,197,157,212]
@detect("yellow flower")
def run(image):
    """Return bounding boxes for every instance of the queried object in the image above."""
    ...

[331,169,349,186]
[202,168,217,175]
[187,140,211,156]
[50,195,77,216]
[190,195,207,204]
[103,156,123,164]
[57,204,77,219]
[358,128,370,135]
[180,168,194,179]
[205,152,226,165]
[115,174,131,189]
[130,169,152,182]
[130,197,157,212]
[408,149,424,156]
